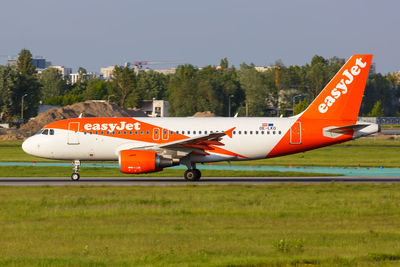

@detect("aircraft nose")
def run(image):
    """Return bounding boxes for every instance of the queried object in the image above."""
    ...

[22,137,35,155]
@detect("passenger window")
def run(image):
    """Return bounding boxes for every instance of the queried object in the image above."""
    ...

[182,131,185,134]
[204,131,208,134]
[170,131,174,135]
[193,131,196,135]
[90,131,93,135]
[112,131,115,135]
[129,131,132,135]
[49,129,54,135]
[84,131,87,135]
[140,131,143,135]
[267,131,270,135]
[42,129,48,135]
[250,131,253,135]
[255,131,258,135]
[188,131,190,135]
[273,131,276,135]
[124,131,127,135]
[261,131,264,134]
[199,131,202,134]
[101,131,104,135]
[176,131,179,134]
[238,131,241,135]
[118,131,121,135]
[279,131,282,135]
[244,131,247,135]
[147,131,150,135]
[95,131,98,135]
[233,131,236,135]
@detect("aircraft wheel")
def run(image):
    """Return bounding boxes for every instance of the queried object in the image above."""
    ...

[71,173,80,181]
[194,169,201,180]
[184,169,201,181]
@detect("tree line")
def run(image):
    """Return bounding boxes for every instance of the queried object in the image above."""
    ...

[0,49,398,122]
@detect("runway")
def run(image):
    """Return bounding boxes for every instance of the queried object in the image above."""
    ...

[1,176,400,186]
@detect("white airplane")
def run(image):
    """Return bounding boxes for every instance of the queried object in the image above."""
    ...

[22,54,379,181]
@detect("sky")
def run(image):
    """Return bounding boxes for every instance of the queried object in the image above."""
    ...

[0,0,399,74]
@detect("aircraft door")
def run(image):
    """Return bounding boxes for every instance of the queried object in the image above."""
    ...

[67,122,80,145]
[162,129,169,140]
[153,128,160,141]
[290,122,301,144]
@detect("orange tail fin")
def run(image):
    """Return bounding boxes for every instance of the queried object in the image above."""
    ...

[300,55,373,122]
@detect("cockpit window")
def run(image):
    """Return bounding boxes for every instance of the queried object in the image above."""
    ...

[36,129,44,135]
[49,129,54,135]
[42,129,49,135]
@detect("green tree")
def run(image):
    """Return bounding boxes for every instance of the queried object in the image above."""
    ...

[293,99,310,115]
[367,101,384,117]
[362,73,398,116]
[17,49,36,76]
[84,78,109,100]
[10,49,41,120]
[137,70,168,100]
[40,68,69,103]
[109,66,139,107]
[239,63,274,116]
[167,65,199,116]
[220,57,229,70]
[0,66,18,120]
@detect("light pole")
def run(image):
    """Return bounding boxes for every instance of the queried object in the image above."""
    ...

[228,95,234,117]
[292,94,303,116]
[21,94,27,121]
[107,95,114,102]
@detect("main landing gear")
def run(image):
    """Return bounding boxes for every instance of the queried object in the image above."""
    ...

[182,160,202,181]
[71,160,81,181]
[184,169,201,181]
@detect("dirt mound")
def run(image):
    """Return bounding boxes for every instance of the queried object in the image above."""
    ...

[193,111,216,117]
[20,100,147,133]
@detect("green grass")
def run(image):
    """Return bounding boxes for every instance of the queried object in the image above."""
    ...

[0,166,332,177]
[1,184,400,266]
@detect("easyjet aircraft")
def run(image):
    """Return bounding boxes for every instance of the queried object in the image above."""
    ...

[22,54,379,181]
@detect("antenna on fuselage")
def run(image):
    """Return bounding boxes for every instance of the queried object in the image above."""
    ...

[78,113,83,118]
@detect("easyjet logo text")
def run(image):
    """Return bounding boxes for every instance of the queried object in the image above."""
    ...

[318,58,367,114]
[83,121,141,131]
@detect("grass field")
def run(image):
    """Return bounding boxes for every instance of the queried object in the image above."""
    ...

[1,184,400,266]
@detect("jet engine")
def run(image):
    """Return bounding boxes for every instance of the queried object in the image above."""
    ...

[119,150,177,174]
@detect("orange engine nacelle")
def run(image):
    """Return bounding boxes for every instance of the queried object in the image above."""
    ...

[119,150,177,174]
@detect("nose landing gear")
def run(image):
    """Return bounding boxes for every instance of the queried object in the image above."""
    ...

[71,160,81,181]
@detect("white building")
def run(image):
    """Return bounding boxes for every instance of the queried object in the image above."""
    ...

[255,66,274,72]
[100,66,116,80]
[150,68,176,75]
[69,72,97,84]
[49,66,72,77]
[141,100,168,117]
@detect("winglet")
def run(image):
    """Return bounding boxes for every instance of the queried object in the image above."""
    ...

[224,127,236,138]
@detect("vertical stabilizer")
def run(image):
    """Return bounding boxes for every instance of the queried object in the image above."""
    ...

[300,55,373,122]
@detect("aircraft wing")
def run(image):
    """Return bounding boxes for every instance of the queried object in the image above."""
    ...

[131,127,236,158]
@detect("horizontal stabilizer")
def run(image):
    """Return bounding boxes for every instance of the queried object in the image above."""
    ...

[325,124,369,133]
